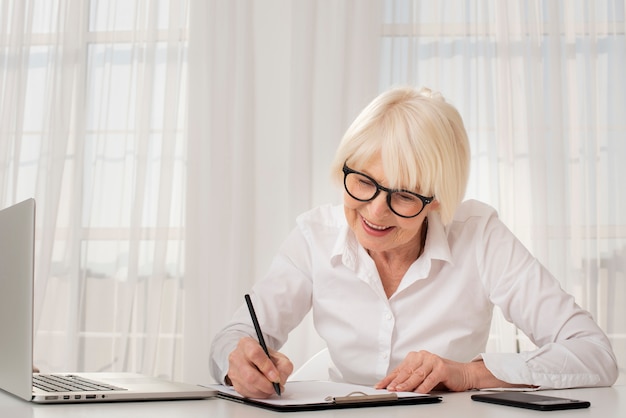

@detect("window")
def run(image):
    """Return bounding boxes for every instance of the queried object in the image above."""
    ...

[11,0,191,378]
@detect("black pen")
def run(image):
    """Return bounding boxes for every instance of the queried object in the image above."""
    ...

[244,294,281,396]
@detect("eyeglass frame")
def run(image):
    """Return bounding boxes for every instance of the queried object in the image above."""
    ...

[342,163,434,218]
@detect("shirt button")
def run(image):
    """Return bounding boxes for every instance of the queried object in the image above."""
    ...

[382,353,389,359]
[385,312,392,320]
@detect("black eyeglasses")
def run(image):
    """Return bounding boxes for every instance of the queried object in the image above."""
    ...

[342,163,434,218]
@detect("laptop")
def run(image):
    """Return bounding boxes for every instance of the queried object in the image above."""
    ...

[0,198,216,403]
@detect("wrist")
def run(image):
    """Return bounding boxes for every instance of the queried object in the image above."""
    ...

[466,360,502,389]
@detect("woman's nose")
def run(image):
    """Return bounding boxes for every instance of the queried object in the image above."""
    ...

[368,192,391,217]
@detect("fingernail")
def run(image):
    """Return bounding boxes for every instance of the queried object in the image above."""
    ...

[268,371,279,382]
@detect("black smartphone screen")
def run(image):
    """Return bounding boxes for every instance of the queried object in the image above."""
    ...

[471,391,590,411]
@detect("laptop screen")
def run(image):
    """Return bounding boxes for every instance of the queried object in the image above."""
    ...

[0,199,36,401]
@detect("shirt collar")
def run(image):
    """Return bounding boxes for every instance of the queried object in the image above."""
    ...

[331,223,358,269]
[421,211,453,265]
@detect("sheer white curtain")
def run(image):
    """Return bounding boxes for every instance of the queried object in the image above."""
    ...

[381,0,625,378]
[1,0,189,380]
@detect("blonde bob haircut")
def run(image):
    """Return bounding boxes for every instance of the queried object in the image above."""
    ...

[330,86,470,225]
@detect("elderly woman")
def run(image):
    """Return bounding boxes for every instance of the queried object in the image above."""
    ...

[209,86,618,398]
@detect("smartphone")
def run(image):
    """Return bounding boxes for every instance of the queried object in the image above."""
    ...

[471,391,590,411]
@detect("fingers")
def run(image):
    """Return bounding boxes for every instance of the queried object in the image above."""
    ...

[403,365,440,393]
[227,337,293,398]
[269,348,294,384]
[375,351,449,394]
[390,364,437,393]
[227,340,274,398]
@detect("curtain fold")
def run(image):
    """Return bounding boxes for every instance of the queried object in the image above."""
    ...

[183,0,382,384]
[184,0,257,384]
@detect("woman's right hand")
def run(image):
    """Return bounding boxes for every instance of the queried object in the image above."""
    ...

[226,336,293,398]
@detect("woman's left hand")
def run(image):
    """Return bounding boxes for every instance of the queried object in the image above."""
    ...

[375,350,486,393]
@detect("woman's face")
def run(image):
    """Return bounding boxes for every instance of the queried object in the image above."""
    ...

[343,156,437,258]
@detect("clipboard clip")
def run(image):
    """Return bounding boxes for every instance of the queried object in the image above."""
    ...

[325,391,398,404]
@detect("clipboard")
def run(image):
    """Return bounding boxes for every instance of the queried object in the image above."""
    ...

[212,381,442,412]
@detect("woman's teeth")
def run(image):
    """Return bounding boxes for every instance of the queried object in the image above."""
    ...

[364,218,390,231]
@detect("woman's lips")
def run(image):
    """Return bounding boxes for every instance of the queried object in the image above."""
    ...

[361,216,393,235]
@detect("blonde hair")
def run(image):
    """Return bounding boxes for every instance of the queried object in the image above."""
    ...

[330,86,470,224]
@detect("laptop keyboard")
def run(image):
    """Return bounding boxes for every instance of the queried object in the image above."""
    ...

[33,374,125,392]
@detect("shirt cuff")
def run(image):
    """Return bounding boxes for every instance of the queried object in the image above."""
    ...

[479,352,534,385]
[479,351,604,389]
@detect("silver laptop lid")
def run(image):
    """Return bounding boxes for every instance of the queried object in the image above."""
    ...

[0,199,36,401]
[0,199,216,403]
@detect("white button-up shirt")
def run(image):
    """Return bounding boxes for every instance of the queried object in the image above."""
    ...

[209,200,618,388]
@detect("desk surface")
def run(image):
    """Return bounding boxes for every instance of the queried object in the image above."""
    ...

[1,385,624,418]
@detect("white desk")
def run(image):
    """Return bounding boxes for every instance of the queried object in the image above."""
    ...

[1,386,624,418]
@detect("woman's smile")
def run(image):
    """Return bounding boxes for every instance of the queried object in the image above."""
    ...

[361,215,394,234]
